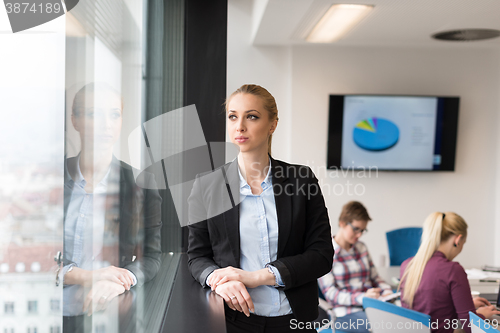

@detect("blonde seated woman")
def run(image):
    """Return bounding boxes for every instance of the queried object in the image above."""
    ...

[399,212,500,333]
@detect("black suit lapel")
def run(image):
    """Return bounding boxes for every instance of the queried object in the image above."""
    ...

[107,158,122,224]
[222,160,240,267]
[271,157,291,257]
[111,159,127,265]
[63,158,74,222]
[63,157,75,266]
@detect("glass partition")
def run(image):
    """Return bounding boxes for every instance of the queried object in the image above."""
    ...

[1,0,185,332]
[0,9,66,333]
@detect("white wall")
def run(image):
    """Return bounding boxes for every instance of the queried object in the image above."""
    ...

[290,46,500,269]
[228,0,500,269]
[227,0,292,162]
[495,62,500,266]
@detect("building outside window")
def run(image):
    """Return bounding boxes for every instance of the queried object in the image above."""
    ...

[49,299,59,312]
[95,324,105,333]
[4,302,14,314]
[27,301,37,314]
[49,326,60,333]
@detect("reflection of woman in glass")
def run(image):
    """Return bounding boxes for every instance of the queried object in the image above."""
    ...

[188,84,334,332]
[399,212,499,333]
[62,83,162,329]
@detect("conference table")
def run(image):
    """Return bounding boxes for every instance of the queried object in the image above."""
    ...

[377,266,500,294]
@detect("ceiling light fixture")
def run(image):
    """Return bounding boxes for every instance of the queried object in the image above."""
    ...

[307,4,373,43]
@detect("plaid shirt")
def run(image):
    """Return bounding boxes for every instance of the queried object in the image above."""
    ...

[318,238,392,318]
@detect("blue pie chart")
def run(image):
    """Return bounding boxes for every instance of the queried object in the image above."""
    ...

[353,117,399,151]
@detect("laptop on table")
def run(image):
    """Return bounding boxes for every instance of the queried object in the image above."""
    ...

[479,280,500,310]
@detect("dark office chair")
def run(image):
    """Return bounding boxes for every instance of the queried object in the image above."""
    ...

[386,227,422,266]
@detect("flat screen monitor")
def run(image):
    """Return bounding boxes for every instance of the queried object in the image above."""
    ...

[327,94,459,171]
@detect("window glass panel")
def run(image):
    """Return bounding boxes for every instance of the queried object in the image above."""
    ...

[27,301,37,313]
[4,302,14,314]
[63,1,151,331]
[1,1,184,332]
[0,9,65,333]
[50,299,60,312]
[63,0,183,332]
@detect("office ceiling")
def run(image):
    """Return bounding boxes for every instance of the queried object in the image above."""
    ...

[252,0,500,48]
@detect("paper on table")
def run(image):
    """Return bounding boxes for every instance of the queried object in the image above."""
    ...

[465,268,500,280]
[379,292,401,302]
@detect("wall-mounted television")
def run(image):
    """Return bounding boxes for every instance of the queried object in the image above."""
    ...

[327,94,459,171]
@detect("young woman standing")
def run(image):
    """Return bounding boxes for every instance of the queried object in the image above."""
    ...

[187,84,334,332]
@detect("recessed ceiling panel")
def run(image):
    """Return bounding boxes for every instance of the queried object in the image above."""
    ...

[251,0,500,48]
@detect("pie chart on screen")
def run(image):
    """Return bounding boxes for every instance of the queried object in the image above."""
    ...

[353,117,399,151]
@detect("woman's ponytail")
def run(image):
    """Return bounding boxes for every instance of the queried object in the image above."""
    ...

[400,212,468,308]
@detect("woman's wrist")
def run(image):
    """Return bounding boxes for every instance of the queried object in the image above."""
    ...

[255,268,276,287]
[66,267,90,286]
[244,269,273,288]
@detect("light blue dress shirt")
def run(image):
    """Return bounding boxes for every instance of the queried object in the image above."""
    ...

[237,161,292,317]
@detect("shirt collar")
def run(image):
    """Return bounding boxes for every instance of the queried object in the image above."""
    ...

[238,158,273,192]
[434,250,448,259]
[332,236,356,255]
[65,153,111,190]
[332,237,342,255]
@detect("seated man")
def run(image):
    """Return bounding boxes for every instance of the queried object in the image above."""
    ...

[318,201,392,333]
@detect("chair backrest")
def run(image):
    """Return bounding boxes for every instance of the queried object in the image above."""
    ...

[469,311,499,333]
[363,297,430,333]
[386,227,422,266]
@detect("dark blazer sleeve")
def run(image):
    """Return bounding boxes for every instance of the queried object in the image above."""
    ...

[186,174,220,287]
[121,168,162,287]
[269,167,334,290]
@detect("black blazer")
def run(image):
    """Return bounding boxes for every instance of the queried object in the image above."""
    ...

[187,157,333,322]
[63,156,162,286]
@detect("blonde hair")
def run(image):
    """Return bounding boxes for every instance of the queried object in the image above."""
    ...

[72,82,122,116]
[225,84,279,155]
[399,212,468,308]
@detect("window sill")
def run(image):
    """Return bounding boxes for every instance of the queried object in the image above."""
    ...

[161,253,226,332]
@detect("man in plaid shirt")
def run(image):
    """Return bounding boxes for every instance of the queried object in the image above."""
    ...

[318,201,392,332]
